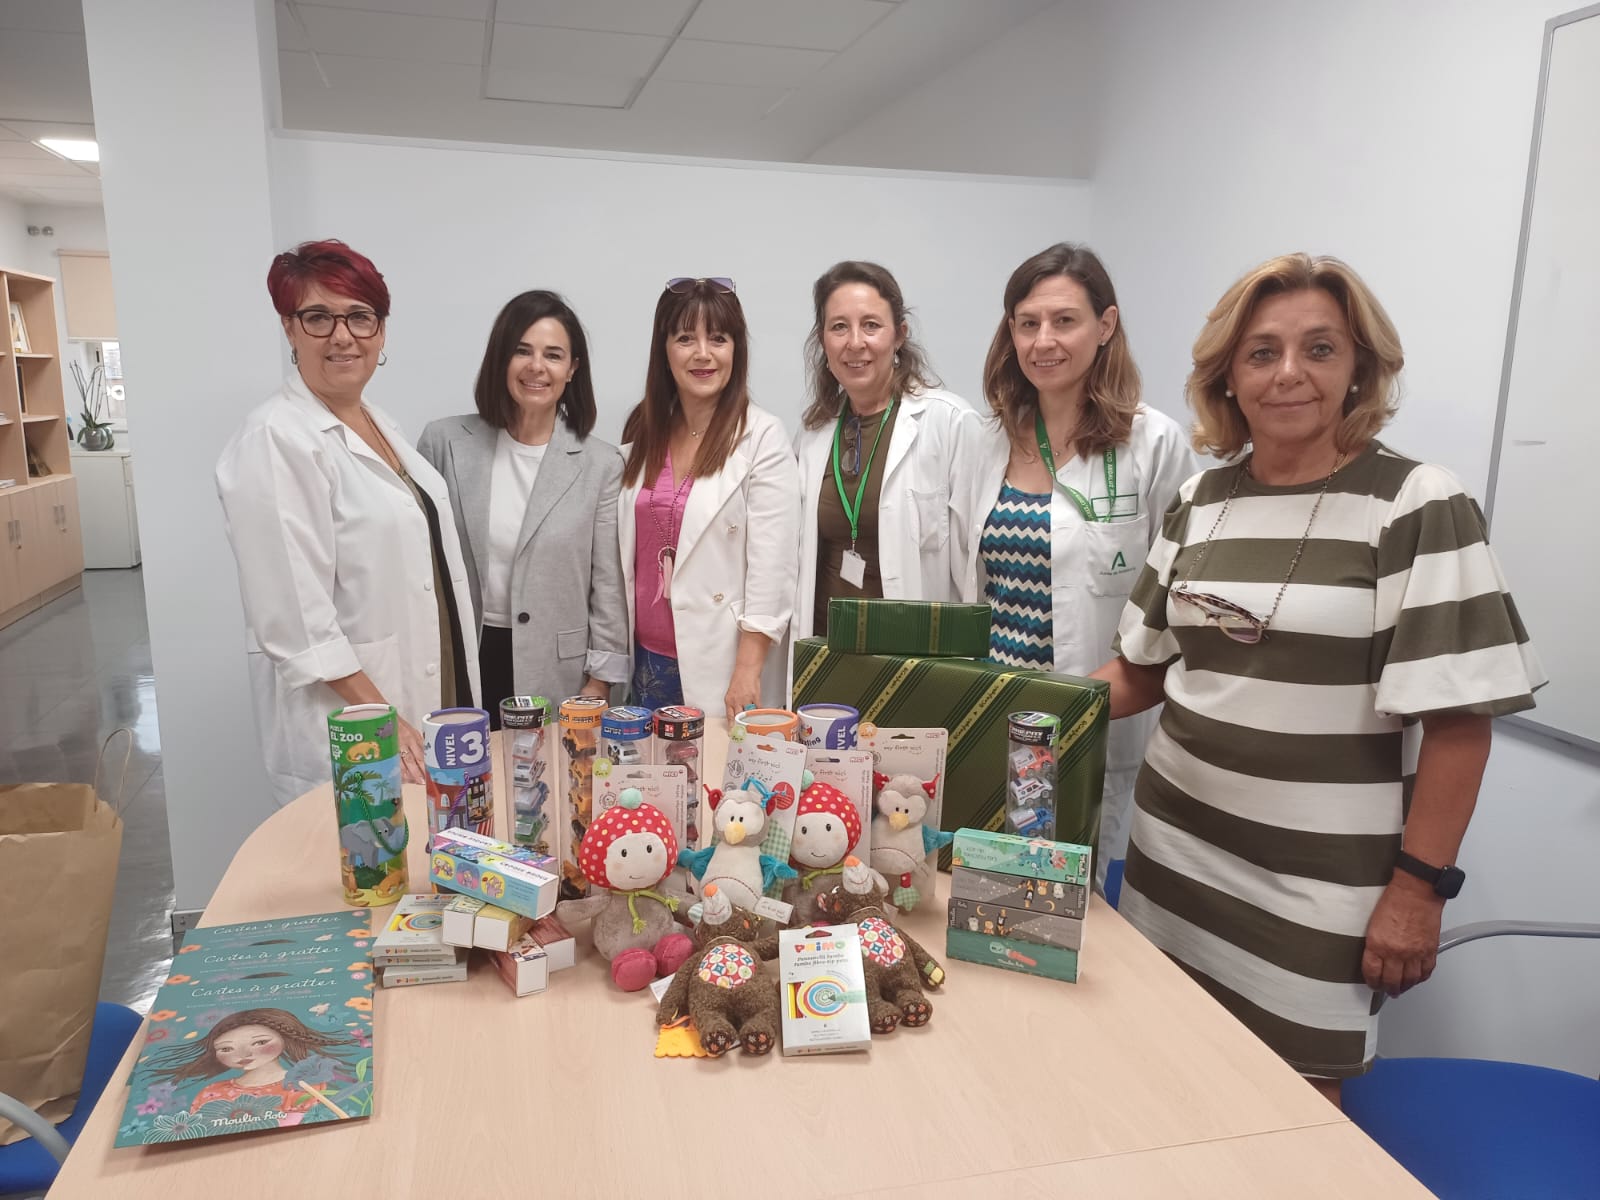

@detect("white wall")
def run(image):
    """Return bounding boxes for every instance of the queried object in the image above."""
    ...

[0,194,28,268]
[84,0,285,912]
[1087,0,1600,1076]
[270,135,1089,443]
[808,0,1102,180]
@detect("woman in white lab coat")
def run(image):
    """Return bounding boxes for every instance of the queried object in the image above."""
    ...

[618,277,800,720]
[959,243,1194,885]
[216,239,480,807]
[793,261,983,640]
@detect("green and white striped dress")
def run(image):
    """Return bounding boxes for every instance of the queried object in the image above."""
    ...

[1113,441,1544,1078]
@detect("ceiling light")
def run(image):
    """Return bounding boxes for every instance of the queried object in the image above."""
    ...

[37,138,100,163]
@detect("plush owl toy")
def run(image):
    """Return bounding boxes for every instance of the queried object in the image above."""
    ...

[869,771,953,911]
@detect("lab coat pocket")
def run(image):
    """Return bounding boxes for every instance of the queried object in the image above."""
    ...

[1084,515,1150,599]
[911,487,951,551]
[556,628,587,661]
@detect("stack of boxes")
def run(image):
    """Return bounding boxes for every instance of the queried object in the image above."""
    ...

[426,827,573,998]
[945,828,1092,983]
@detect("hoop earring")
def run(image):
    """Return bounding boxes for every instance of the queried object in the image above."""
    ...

[378,351,388,367]
[290,349,298,366]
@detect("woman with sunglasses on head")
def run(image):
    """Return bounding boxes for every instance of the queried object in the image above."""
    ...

[417,292,628,726]
[960,243,1195,886]
[619,277,801,720]
[217,239,478,806]
[793,261,983,640]
[1093,253,1544,1103]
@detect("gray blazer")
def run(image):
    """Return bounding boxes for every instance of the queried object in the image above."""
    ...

[417,414,630,702]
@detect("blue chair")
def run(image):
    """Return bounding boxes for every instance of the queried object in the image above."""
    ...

[1343,921,1600,1200]
[0,1002,142,1199]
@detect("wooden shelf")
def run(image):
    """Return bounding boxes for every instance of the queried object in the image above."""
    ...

[15,353,53,360]
[22,414,59,424]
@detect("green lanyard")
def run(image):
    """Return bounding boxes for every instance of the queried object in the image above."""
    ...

[1035,412,1115,523]
[831,398,897,548]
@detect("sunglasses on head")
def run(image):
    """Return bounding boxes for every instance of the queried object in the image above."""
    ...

[1170,585,1267,644]
[665,277,736,295]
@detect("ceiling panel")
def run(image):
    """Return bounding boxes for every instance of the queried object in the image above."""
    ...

[279,50,483,103]
[0,156,91,176]
[291,0,493,19]
[683,0,893,52]
[632,76,794,119]
[655,38,833,88]
[485,67,636,108]
[292,5,486,65]
[0,119,96,143]
[495,0,696,37]
[0,0,85,34]
[489,22,666,77]
[0,29,94,124]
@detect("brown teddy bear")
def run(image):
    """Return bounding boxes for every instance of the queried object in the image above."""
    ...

[814,856,946,1033]
[655,884,782,1057]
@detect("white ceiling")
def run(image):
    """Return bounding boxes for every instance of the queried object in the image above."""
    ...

[0,0,1060,207]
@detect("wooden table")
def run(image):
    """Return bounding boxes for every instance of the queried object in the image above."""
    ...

[51,729,1428,1198]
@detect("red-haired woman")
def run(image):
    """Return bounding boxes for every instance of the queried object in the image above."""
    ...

[217,239,479,806]
[618,278,800,720]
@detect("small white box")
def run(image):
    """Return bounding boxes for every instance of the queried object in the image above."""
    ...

[474,903,533,953]
[530,915,576,972]
[443,895,484,948]
[490,934,549,997]
[779,923,871,1056]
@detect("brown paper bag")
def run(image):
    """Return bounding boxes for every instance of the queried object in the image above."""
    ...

[0,735,128,1144]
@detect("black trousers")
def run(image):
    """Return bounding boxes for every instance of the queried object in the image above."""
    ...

[479,623,514,730]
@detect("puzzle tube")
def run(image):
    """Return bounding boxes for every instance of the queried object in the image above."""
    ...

[328,703,409,907]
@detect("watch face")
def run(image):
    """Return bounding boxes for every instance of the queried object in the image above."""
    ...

[1437,865,1466,899]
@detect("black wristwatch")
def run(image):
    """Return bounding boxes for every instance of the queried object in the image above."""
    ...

[1394,850,1466,899]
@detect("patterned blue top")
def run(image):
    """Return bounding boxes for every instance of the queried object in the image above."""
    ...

[981,483,1053,669]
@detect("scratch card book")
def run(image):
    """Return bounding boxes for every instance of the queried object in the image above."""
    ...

[114,910,376,1147]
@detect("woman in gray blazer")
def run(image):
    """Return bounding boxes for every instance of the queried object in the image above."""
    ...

[418,291,629,724]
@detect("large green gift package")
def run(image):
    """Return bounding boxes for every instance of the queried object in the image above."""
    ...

[791,638,1108,864]
[825,599,992,658]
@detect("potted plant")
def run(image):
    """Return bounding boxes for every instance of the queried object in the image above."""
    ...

[71,360,115,451]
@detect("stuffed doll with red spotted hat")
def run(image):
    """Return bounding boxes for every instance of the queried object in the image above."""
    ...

[782,771,881,921]
[555,788,694,991]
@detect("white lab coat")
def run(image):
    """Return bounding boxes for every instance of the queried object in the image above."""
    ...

[958,406,1196,880]
[619,403,801,715]
[793,387,985,640]
[217,373,481,808]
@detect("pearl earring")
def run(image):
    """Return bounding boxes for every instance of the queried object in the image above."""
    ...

[1349,384,1359,394]
[1224,388,1234,398]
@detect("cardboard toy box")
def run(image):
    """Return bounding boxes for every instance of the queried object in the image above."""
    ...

[950,829,1093,888]
[950,866,1089,921]
[791,638,1107,859]
[779,924,871,1056]
[825,599,992,658]
[429,827,559,920]
[947,898,1084,952]
[946,927,1080,984]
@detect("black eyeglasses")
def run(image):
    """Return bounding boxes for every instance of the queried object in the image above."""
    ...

[292,308,383,339]
[1170,585,1266,644]
[664,277,736,295]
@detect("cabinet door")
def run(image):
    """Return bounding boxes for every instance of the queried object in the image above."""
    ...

[0,493,18,612]
[8,486,45,601]
[55,475,84,579]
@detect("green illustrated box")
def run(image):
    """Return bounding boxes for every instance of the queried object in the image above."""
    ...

[945,927,1080,984]
[826,599,992,659]
[948,897,1084,951]
[791,638,1107,865]
[950,828,1093,887]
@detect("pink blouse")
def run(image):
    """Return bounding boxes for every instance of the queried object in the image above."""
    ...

[634,453,693,657]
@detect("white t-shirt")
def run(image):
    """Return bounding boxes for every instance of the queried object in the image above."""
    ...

[482,431,548,626]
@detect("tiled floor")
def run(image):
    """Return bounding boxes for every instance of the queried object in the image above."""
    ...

[0,568,173,1013]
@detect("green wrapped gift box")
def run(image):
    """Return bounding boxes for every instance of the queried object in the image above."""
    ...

[826,599,992,658]
[791,638,1107,865]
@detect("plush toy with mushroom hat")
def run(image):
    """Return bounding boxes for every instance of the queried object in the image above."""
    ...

[554,787,695,991]
[678,778,797,912]
[869,772,954,912]
[782,771,880,921]
[654,883,782,1056]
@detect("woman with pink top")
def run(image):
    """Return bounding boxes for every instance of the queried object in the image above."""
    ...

[618,278,801,720]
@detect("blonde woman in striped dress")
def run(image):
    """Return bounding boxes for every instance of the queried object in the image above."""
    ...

[1093,253,1544,1105]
